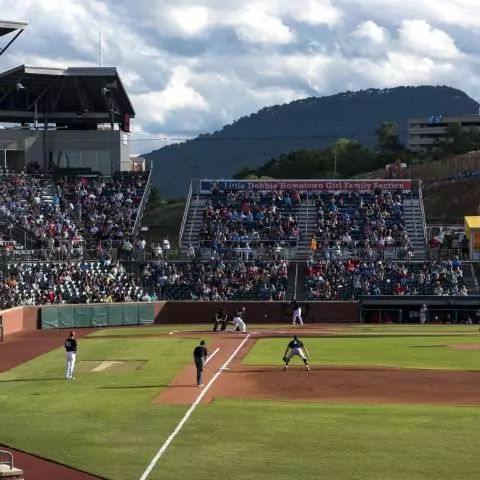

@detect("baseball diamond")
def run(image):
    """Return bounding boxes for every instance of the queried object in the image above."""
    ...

[1,12,480,480]
[2,320,480,480]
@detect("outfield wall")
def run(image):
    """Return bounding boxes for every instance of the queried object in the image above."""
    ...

[0,301,358,338]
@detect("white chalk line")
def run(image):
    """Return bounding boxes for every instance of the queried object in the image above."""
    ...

[204,347,220,365]
[138,334,251,480]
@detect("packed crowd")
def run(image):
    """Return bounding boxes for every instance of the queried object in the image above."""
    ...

[305,256,468,301]
[55,173,147,249]
[198,189,302,254]
[0,172,147,253]
[0,257,289,308]
[310,189,411,259]
[142,258,289,301]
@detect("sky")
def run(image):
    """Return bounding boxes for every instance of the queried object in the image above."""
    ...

[1,0,480,155]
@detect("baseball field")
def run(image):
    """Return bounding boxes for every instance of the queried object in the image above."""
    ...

[1,323,480,480]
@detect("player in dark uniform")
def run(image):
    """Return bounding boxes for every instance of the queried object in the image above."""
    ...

[64,331,78,380]
[213,309,228,332]
[193,340,208,387]
[282,335,310,371]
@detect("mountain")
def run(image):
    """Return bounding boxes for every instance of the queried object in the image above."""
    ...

[143,85,480,198]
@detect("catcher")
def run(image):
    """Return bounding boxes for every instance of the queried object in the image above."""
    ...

[282,335,310,371]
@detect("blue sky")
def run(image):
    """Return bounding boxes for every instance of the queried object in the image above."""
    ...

[1,0,480,154]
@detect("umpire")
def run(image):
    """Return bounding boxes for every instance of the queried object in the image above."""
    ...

[213,309,228,332]
[193,340,208,387]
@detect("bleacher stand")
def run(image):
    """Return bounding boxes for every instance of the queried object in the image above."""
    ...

[305,257,467,301]
[199,189,302,258]
[56,172,148,250]
[311,189,412,260]
[142,258,289,301]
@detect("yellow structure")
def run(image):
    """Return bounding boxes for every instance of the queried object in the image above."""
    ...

[464,216,480,259]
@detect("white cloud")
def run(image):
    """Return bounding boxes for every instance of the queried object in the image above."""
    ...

[0,0,479,156]
[398,19,462,59]
[165,6,212,37]
[353,21,388,43]
[235,9,294,45]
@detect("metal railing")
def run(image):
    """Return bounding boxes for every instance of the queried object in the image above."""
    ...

[470,263,480,295]
[0,450,14,470]
[187,193,200,246]
[0,248,119,263]
[312,246,466,261]
[417,180,428,244]
[294,262,299,299]
[133,170,152,239]
[0,221,38,249]
[408,188,419,249]
[179,180,193,248]
[304,194,310,243]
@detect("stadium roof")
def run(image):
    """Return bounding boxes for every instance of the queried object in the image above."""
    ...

[0,64,135,124]
[0,20,28,57]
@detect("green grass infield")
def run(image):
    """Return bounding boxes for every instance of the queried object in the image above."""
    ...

[243,335,480,370]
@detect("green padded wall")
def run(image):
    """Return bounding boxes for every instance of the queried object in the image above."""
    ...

[40,304,150,329]
[107,305,124,326]
[139,303,154,324]
[58,307,74,328]
[122,304,139,326]
[41,307,59,329]
[91,306,108,327]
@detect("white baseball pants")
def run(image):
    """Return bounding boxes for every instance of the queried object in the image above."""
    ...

[233,317,247,332]
[286,347,306,361]
[292,308,303,325]
[66,351,76,379]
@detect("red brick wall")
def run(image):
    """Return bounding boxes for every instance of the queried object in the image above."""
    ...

[1,306,39,338]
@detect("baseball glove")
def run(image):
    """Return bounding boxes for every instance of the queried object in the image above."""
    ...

[282,355,288,363]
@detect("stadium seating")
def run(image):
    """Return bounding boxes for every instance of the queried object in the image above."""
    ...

[0,257,289,308]
[146,259,289,301]
[305,258,468,300]
[311,190,410,260]
[198,190,302,256]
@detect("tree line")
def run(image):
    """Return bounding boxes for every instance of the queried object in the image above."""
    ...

[233,122,480,180]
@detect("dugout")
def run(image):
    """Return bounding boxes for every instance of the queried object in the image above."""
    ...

[359,295,480,324]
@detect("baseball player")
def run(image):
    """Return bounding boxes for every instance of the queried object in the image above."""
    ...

[213,309,228,332]
[282,335,310,371]
[193,340,208,387]
[290,299,303,325]
[64,331,77,380]
[231,307,247,333]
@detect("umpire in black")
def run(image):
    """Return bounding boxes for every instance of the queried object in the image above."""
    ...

[193,340,208,387]
[213,309,228,332]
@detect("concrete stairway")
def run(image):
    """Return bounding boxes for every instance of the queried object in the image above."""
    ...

[180,195,207,254]
[463,263,480,295]
[294,199,317,260]
[402,196,428,260]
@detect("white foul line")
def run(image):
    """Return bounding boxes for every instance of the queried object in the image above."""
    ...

[138,334,251,480]
[205,347,220,365]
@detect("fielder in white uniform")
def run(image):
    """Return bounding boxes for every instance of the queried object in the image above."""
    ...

[64,331,77,380]
[283,335,310,371]
[290,300,303,325]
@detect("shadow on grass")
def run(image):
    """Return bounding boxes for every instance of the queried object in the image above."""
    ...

[0,378,64,383]
[99,384,197,389]
[411,345,447,348]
